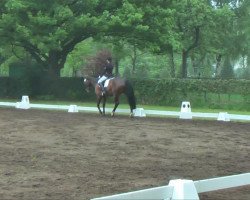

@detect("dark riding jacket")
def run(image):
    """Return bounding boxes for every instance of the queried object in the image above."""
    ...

[104,62,114,77]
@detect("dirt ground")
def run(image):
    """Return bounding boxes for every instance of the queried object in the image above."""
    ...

[0,108,249,200]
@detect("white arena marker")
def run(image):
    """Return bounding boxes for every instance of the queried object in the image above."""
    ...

[179,101,192,119]
[68,105,79,113]
[217,112,230,121]
[133,108,146,117]
[15,95,30,109]
[169,179,199,200]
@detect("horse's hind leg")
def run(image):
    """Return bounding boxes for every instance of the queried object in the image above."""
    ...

[97,96,103,115]
[111,96,119,117]
[102,96,106,115]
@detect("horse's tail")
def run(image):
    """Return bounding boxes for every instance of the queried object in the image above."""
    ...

[124,80,136,111]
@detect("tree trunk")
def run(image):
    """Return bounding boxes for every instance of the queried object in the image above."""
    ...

[48,65,61,77]
[44,60,61,78]
[45,50,66,78]
[215,54,222,77]
[182,50,188,78]
[131,45,137,73]
[181,27,200,78]
[168,47,175,78]
[114,58,119,76]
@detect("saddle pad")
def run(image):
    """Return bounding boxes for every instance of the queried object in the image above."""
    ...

[104,78,114,88]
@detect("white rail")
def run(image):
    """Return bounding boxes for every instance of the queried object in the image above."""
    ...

[91,173,250,200]
[0,101,250,121]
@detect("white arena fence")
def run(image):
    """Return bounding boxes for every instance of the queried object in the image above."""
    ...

[0,97,250,121]
[91,173,250,200]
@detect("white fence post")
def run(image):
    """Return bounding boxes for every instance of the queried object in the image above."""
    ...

[169,179,199,200]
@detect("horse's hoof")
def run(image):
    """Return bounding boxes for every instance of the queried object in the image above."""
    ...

[99,112,105,116]
[130,113,134,118]
[111,112,115,117]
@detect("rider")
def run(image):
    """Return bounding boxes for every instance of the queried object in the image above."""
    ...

[98,57,114,95]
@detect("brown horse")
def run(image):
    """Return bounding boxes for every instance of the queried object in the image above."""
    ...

[83,76,136,117]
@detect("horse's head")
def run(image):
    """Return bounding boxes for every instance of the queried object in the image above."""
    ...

[83,76,92,93]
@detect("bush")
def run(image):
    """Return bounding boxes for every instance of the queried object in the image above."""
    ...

[0,77,249,111]
[131,78,250,110]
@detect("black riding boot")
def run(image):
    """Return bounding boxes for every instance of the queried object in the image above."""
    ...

[99,83,105,95]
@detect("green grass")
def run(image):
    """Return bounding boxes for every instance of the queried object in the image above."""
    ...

[27,100,250,115]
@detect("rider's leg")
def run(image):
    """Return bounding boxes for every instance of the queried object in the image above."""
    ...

[99,83,105,95]
[98,75,107,83]
[97,76,107,95]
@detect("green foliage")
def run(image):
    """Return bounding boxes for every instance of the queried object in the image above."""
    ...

[0,0,249,80]
[0,0,126,76]
[120,52,171,79]
[0,76,95,101]
[220,57,235,79]
[236,67,250,80]
[62,38,101,77]
[131,78,250,110]
[0,77,249,111]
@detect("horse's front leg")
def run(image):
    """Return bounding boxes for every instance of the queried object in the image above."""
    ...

[111,96,119,117]
[97,96,103,115]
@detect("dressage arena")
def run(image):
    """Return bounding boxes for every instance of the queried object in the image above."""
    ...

[0,108,249,200]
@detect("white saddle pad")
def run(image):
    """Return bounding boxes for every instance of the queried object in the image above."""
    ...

[104,78,114,88]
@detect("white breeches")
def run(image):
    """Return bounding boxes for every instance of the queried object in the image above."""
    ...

[98,75,107,84]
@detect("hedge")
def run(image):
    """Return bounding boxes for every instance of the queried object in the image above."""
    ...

[130,78,250,110]
[0,77,249,110]
[0,77,95,101]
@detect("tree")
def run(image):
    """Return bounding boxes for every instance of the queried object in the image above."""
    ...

[220,56,235,79]
[234,0,250,76]
[62,38,106,77]
[1,0,248,80]
[0,0,126,77]
[84,49,112,77]
[171,0,214,78]
[127,0,179,77]
[201,0,248,78]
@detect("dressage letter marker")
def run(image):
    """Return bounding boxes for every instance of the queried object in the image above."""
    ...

[217,112,230,121]
[133,108,146,117]
[179,101,192,119]
[68,105,79,113]
[15,95,30,109]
